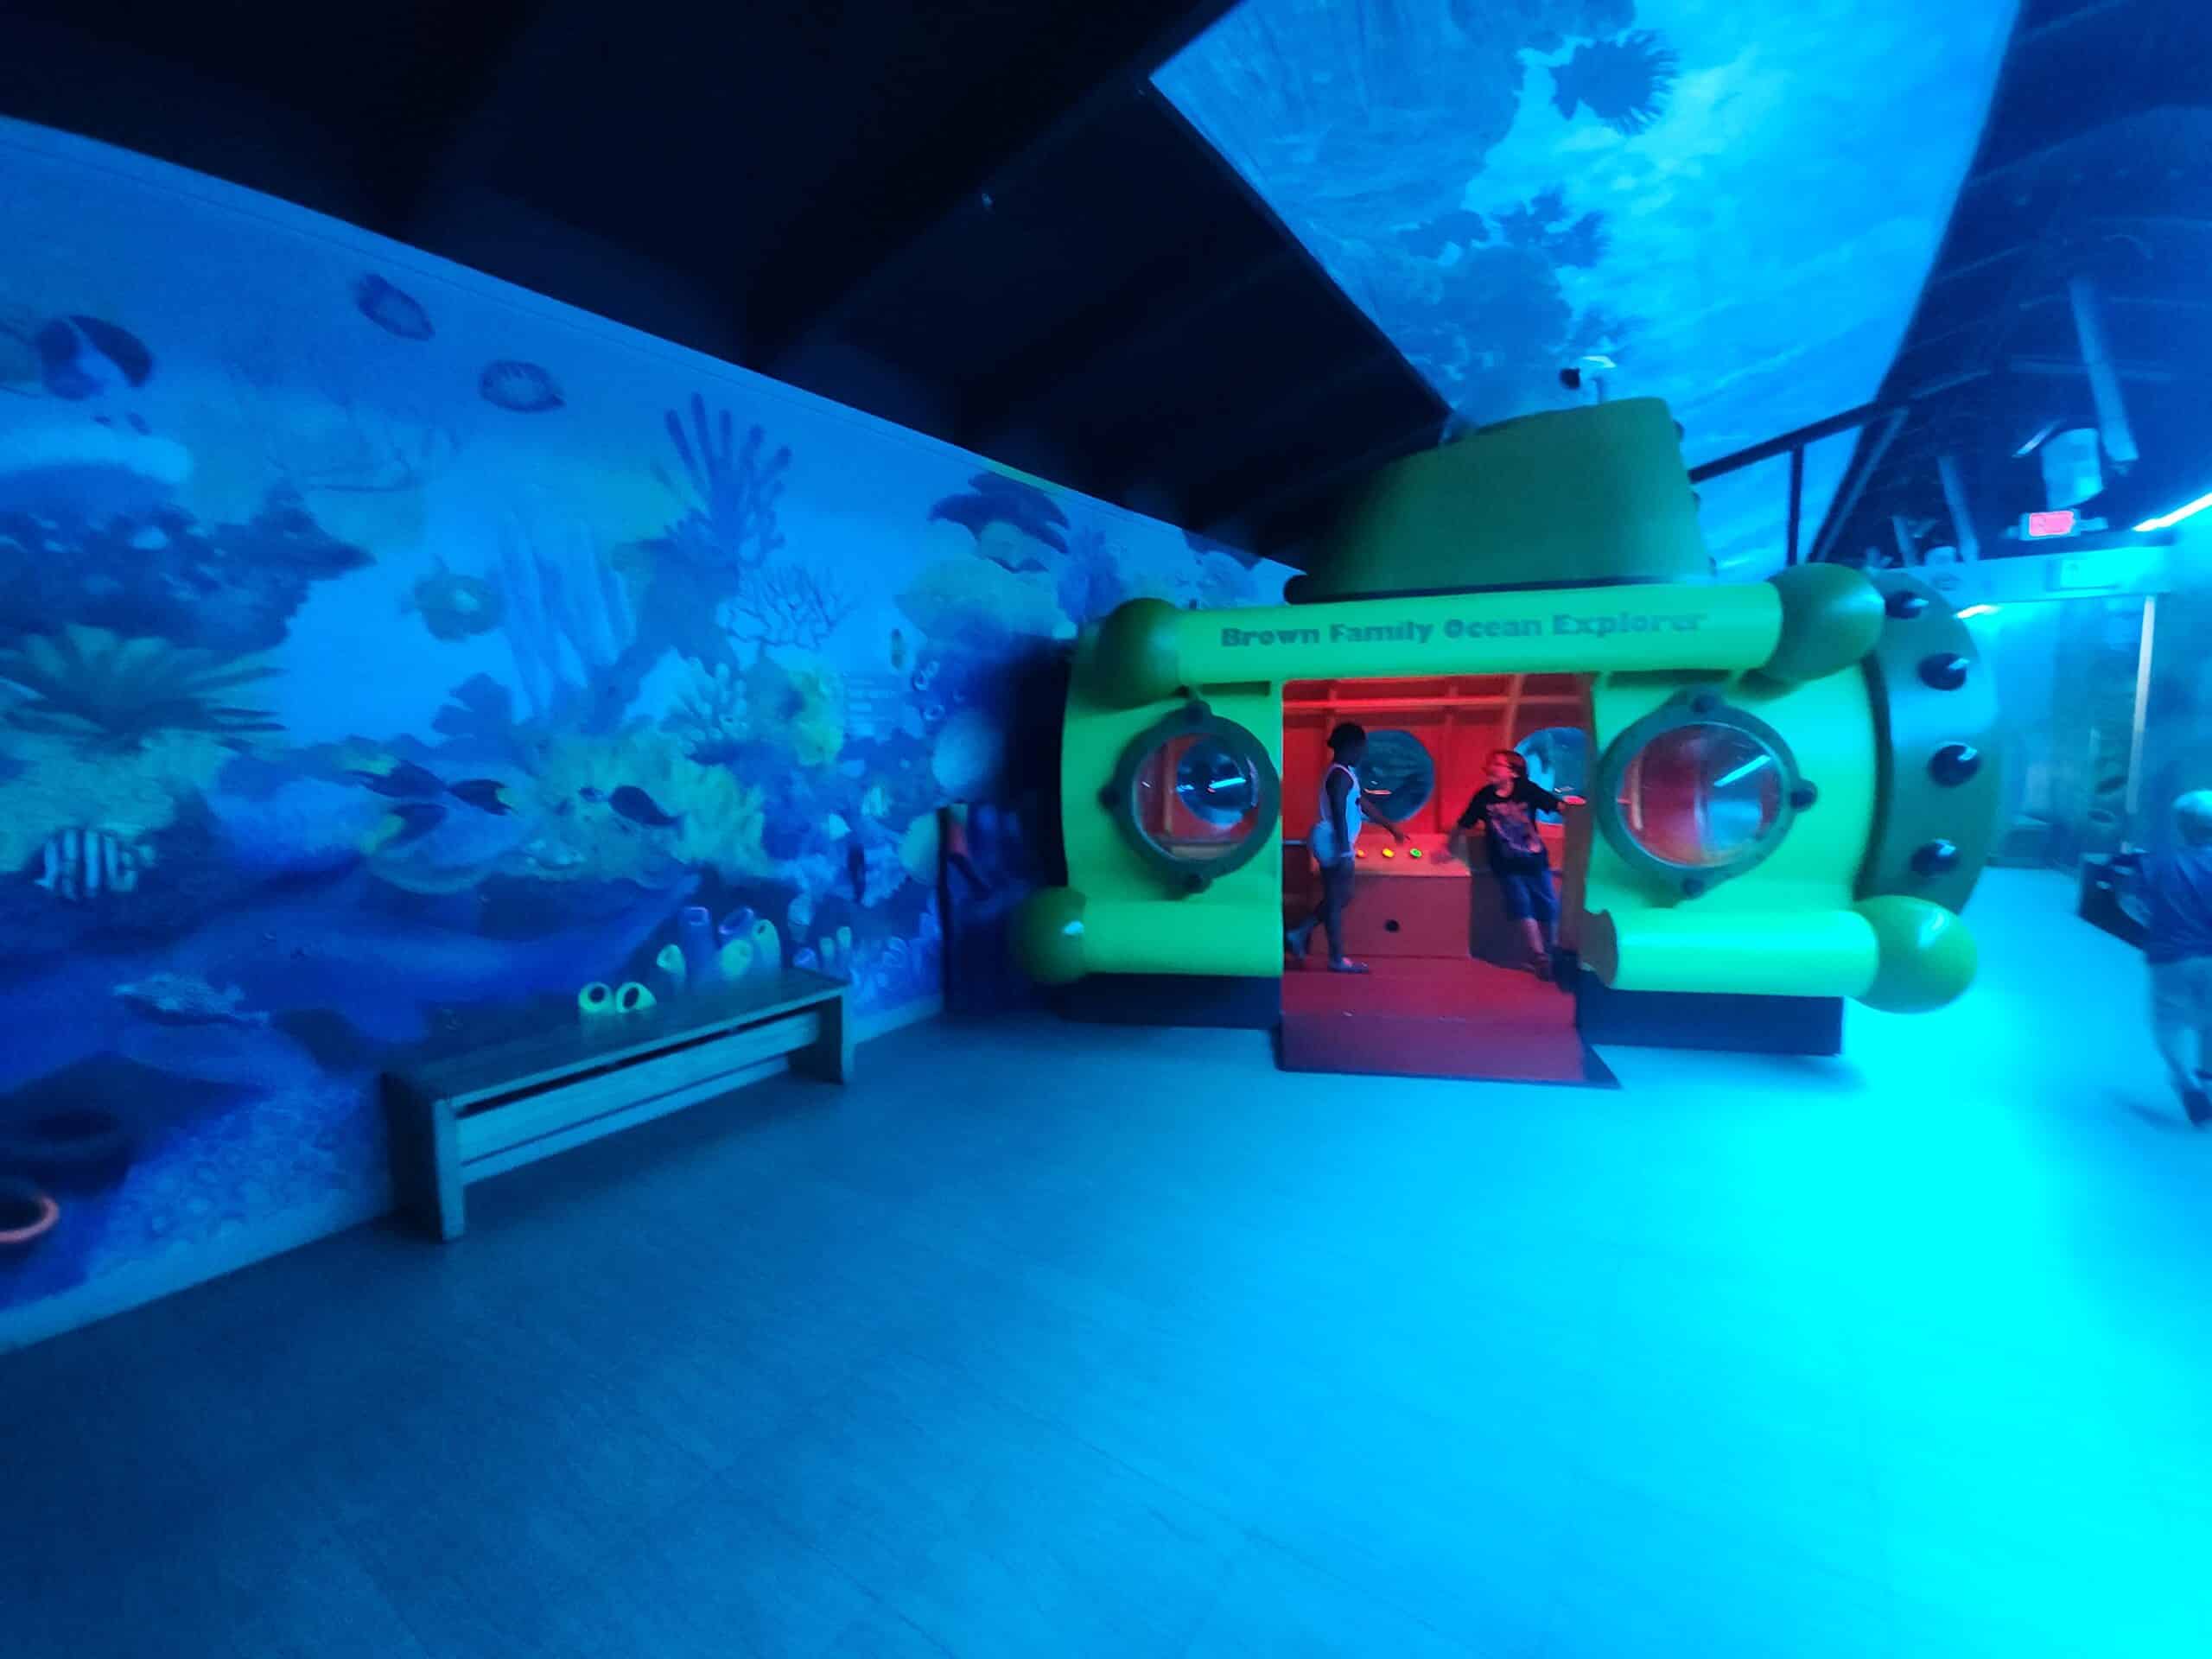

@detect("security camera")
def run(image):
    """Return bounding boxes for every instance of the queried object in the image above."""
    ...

[1560,355,1618,404]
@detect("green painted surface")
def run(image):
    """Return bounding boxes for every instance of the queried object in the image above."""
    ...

[1854,896,1979,1013]
[1290,399,1708,601]
[1581,657,1882,1000]
[1763,564,1887,686]
[1090,582,1784,710]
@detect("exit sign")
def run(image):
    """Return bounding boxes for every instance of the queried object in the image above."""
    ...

[2018,511,2108,541]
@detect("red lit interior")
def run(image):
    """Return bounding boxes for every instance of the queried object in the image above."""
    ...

[1282,672,1587,850]
[1278,674,1599,1084]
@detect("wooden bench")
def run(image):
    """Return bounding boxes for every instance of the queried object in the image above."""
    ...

[383,969,850,1241]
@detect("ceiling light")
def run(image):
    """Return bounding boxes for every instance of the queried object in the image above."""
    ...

[2136,491,2212,533]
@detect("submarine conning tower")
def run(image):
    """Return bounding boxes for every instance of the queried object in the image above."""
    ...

[1284,397,1711,603]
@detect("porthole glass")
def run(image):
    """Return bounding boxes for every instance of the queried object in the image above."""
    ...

[1614,722,1785,869]
[1151,734,1263,852]
[1593,696,1802,893]
[1112,707,1281,888]
[1361,729,1434,824]
[1516,726,1588,822]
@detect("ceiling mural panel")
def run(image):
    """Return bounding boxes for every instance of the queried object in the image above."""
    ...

[1155,0,2018,574]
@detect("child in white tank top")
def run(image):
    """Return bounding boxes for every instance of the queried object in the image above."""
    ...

[1287,722,1403,972]
[1307,760,1364,864]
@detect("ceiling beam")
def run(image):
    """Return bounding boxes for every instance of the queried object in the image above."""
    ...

[2018,0,2134,47]
[957,246,1303,445]
[1687,401,1894,484]
[1808,406,1910,564]
[361,1,546,231]
[742,0,1242,372]
[2007,353,2182,383]
[1924,245,2030,291]
[1185,402,1443,543]
[1117,353,1415,512]
[2017,289,2212,316]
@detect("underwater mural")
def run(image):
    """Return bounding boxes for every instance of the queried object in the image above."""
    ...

[0,117,1290,1338]
[1154,0,2018,575]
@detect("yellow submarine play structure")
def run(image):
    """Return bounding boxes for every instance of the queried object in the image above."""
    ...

[1014,398,1999,1018]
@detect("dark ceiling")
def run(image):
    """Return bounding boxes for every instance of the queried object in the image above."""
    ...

[1812,0,2212,563]
[0,1,1447,560]
[15,1,2194,578]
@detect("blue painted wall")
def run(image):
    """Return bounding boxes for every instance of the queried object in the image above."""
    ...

[0,119,1290,1341]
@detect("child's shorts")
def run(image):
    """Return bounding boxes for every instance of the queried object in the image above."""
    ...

[1498,868,1558,924]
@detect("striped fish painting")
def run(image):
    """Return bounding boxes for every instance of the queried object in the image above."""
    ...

[34,828,151,901]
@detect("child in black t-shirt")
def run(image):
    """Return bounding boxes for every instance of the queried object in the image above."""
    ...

[1451,748,1580,978]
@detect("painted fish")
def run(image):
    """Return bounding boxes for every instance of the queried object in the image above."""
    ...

[112,972,270,1028]
[34,827,150,901]
[354,274,435,341]
[35,315,154,400]
[348,760,447,799]
[925,474,1068,557]
[446,778,513,815]
[347,760,512,815]
[580,785,683,829]
[382,802,448,846]
[480,359,563,414]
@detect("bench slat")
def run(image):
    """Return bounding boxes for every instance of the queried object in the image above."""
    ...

[458,1058,791,1185]
[455,1011,822,1163]
[398,970,846,1113]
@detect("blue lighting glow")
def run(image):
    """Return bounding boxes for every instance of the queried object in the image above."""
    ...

[2134,491,2212,533]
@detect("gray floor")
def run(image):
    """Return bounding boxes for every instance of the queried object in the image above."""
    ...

[3,869,2209,1658]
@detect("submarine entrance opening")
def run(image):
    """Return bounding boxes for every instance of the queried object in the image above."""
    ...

[1278,674,1599,1084]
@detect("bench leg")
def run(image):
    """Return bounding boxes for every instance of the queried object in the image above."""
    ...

[429,1103,467,1240]
[391,1093,467,1242]
[388,1090,464,1241]
[792,994,853,1084]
